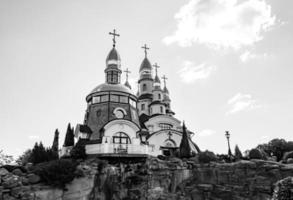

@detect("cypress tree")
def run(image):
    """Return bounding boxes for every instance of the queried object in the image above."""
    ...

[64,123,75,147]
[234,145,243,160]
[52,129,59,153]
[179,122,192,158]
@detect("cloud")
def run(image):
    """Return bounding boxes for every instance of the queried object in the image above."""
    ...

[240,50,268,62]
[163,0,276,49]
[198,129,216,137]
[227,93,261,114]
[178,61,216,83]
[28,135,40,140]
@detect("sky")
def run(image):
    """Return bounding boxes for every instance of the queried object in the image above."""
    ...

[0,0,292,158]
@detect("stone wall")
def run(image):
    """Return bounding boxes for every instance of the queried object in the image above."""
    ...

[1,158,293,200]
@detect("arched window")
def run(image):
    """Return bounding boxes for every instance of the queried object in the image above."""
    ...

[112,132,131,144]
[158,93,161,100]
[141,104,145,110]
[142,84,147,91]
[160,106,163,113]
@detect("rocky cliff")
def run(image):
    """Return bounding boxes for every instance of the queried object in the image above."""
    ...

[1,158,293,200]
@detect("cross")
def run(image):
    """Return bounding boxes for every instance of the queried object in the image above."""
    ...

[124,68,131,81]
[153,63,160,75]
[162,75,168,87]
[141,44,150,57]
[109,29,120,47]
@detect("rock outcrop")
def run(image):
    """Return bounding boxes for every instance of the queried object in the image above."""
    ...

[0,158,293,200]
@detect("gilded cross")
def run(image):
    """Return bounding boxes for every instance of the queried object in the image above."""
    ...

[109,29,120,47]
[141,44,150,57]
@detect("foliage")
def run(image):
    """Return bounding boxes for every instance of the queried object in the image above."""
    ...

[257,138,292,161]
[29,142,58,165]
[70,143,86,160]
[179,122,192,158]
[32,159,78,188]
[52,129,59,153]
[234,145,243,160]
[64,123,75,147]
[0,150,14,166]
[283,151,293,161]
[217,154,232,163]
[272,177,293,200]
[198,150,217,163]
[16,149,32,166]
[248,149,264,160]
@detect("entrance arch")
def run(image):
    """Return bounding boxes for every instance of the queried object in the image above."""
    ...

[112,132,131,153]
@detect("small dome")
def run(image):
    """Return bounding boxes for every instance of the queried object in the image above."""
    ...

[124,81,131,89]
[106,47,121,62]
[139,57,152,72]
[154,75,161,83]
[90,83,134,95]
[163,86,169,94]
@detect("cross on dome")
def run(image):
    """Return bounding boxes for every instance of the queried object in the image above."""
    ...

[162,75,168,87]
[153,63,160,76]
[141,44,150,57]
[109,29,120,47]
[124,68,131,82]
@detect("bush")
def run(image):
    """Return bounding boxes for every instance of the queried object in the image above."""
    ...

[249,148,266,160]
[282,151,293,161]
[198,150,217,163]
[70,144,86,160]
[32,159,78,188]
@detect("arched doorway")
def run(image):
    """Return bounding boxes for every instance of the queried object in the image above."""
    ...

[162,139,177,156]
[113,132,131,153]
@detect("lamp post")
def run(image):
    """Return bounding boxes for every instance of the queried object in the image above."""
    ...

[225,131,232,157]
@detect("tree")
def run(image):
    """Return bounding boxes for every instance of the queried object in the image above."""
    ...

[52,129,59,153]
[16,149,32,166]
[0,150,13,166]
[179,122,192,158]
[234,145,243,160]
[64,123,75,147]
[70,143,86,160]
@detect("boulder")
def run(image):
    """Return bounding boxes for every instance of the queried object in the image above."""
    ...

[0,168,9,176]
[12,168,24,176]
[27,173,41,184]
[2,174,22,189]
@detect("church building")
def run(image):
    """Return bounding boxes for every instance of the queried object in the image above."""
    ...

[61,30,200,157]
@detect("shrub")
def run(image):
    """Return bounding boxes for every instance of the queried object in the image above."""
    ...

[32,159,78,188]
[282,151,293,161]
[249,148,265,160]
[70,144,86,160]
[198,150,217,163]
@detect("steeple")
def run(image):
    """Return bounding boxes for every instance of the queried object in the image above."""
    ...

[162,75,169,94]
[105,29,122,84]
[124,68,131,89]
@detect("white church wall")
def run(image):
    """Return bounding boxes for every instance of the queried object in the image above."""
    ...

[104,122,138,144]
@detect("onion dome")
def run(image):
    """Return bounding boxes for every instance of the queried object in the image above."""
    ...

[163,86,169,94]
[106,47,121,69]
[154,74,161,83]
[163,93,171,101]
[89,83,134,95]
[139,57,152,72]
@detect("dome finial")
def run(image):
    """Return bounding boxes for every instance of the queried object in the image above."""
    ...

[153,63,160,77]
[109,29,120,47]
[141,44,150,57]
[123,68,131,89]
[162,75,168,88]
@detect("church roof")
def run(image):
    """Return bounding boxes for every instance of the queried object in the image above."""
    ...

[90,83,134,95]
[139,57,152,72]
[163,86,169,94]
[106,47,121,62]
[138,93,153,100]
